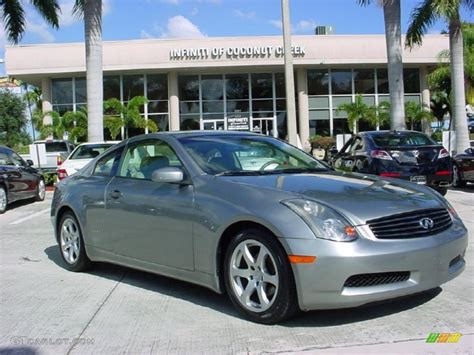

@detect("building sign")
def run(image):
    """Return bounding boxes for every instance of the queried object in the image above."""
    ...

[169,46,305,60]
[227,115,250,131]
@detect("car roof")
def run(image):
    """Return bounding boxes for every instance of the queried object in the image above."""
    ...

[127,130,262,142]
[361,130,428,136]
[76,141,120,146]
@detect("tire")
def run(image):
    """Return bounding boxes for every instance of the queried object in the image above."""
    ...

[35,179,46,202]
[224,228,299,324]
[452,165,465,188]
[0,185,7,214]
[433,187,448,196]
[57,211,91,272]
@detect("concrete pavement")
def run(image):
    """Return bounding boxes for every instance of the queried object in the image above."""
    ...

[0,188,473,354]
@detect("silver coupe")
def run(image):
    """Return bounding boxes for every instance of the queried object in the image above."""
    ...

[51,131,468,324]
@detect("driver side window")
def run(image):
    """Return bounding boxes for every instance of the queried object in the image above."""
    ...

[119,140,183,180]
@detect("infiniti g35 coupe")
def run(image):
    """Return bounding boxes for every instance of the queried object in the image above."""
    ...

[51,132,468,324]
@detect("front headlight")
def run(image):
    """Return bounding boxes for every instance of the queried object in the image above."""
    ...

[282,199,358,242]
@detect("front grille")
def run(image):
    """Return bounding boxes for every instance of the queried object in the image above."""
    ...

[368,208,452,239]
[344,272,410,288]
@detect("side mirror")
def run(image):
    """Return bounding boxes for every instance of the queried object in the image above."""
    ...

[465,148,473,155]
[151,167,184,184]
[26,159,34,167]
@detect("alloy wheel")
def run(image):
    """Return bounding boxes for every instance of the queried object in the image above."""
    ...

[38,180,46,200]
[229,239,279,313]
[60,218,81,264]
[0,187,6,212]
[452,165,460,187]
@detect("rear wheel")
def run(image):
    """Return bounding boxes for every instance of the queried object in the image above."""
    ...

[452,165,465,188]
[58,212,91,272]
[0,186,7,214]
[224,229,298,324]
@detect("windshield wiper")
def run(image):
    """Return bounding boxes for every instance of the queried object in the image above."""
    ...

[215,171,263,176]
[260,168,328,174]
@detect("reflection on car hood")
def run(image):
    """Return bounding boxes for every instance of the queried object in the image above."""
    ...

[223,172,444,224]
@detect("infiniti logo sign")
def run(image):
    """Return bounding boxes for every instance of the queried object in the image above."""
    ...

[419,217,434,230]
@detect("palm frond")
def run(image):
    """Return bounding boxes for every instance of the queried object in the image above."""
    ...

[2,0,26,43]
[357,0,373,6]
[30,0,61,28]
[427,65,451,87]
[406,0,439,48]
[72,0,84,17]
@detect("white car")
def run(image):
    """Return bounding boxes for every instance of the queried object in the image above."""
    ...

[58,142,119,180]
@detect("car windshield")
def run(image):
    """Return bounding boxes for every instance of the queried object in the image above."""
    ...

[37,142,69,153]
[70,144,114,159]
[371,132,436,147]
[178,135,328,175]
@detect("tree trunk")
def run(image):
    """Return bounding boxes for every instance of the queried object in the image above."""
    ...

[85,0,104,142]
[449,16,470,154]
[383,0,406,131]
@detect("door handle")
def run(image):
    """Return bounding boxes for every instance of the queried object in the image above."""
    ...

[109,190,122,199]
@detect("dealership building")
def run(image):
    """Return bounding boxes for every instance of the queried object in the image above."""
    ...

[5,34,448,143]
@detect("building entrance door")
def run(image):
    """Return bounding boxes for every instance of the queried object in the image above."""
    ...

[202,120,225,131]
[251,117,277,137]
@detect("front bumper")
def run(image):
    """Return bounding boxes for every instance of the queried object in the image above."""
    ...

[281,221,468,311]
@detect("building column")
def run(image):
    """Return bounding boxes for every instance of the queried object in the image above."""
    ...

[297,68,310,148]
[168,71,180,131]
[41,78,53,126]
[420,66,432,134]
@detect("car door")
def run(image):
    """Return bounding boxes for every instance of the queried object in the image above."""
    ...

[0,148,35,201]
[461,148,474,180]
[104,138,195,271]
[333,138,353,172]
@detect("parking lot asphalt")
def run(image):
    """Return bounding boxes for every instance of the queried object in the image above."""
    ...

[0,188,473,355]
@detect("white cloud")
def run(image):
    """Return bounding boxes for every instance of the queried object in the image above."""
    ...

[294,20,317,33]
[268,19,316,34]
[160,0,179,4]
[26,20,55,42]
[140,30,155,39]
[160,15,206,38]
[268,19,282,30]
[191,7,199,16]
[233,9,256,20]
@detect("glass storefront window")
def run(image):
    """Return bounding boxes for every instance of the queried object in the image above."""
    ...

[52,104,73,115]
[333,118,349,135]
[275,73,285,98]
[252,99,273,112]
[376,69,389,94]
[123,75,144,101]
[104,76,120,100]
[75,78,87,103]
[148,101,168,114]
[179,75,200,101]
[226,74,249,100]
[251,73,273,99]
[331,70,352,95]
[307,70,329,95]
[227,100,249,113]
[149,114,169,131]
[52,78,73,105]
[180,115,200,130]
[201,75,223,100]
[404,68,420,93]
[354,69,375,94]
[309,120,330,137]
[202,100,224,113]
[180,101,200,114]
[147,74,168,100]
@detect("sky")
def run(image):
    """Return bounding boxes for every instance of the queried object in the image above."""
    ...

[0,0,473,74]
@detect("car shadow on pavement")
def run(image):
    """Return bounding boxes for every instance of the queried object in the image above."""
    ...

[44,245,442,327]
[5,198,38,212]
[449,184,474,193]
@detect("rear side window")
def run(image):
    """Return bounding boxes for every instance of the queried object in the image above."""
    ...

[70,144,113,159]
[371,133,435,147]
[43,142,69,152]
[93,147,124,177]
[0,150,12,165]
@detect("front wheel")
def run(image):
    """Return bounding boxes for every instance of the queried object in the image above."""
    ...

[0,186,7,214]
[35,179,46,201]
[58,212,91,272]
[224,229,298,324]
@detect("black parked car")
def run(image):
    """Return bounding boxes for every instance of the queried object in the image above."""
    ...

[452,147,474,187]
[0,146,46,214]
[330,131,452,195]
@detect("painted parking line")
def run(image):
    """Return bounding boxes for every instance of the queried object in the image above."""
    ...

[9,208,50,225]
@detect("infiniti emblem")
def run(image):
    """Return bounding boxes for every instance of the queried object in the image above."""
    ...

[419,217,434,230]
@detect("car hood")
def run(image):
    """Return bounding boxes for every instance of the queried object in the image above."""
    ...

[222,171,446,225]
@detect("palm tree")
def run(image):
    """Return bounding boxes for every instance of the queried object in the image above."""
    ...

[73,0,104,142]
[63,109,88,142]
[336,95,377,133]
[405,101,434,130]
[0,0,60,43]
[104,96,157,140]
[358,0,407,131]
[406,0,473,154]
